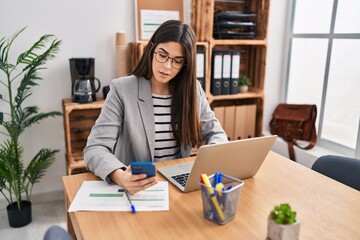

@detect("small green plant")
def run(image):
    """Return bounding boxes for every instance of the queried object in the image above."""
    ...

[238,76,251,86]
[269,203,297,224]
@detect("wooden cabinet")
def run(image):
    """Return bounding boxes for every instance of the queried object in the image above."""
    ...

[192,0,270,138]
[62,99,104,175]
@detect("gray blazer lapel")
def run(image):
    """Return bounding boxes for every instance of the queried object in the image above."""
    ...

[137,77,155,160]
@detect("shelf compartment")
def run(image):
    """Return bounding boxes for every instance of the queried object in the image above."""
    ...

[208,44,267,95]
[62,99,104,175]
[192,0,269,42]
[210,98,264,137]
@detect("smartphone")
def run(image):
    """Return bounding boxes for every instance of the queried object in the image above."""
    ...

[130,162,156,178]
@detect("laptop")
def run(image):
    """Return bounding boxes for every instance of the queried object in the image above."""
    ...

[157,135,277,192]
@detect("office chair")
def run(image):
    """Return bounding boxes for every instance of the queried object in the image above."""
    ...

[43,225,73,240]
[311,155,360,191]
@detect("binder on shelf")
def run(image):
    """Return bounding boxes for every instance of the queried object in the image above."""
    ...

[230,51,240,94]
[196,50,205,91]
[224,105,236,141]
[211,51,223,96]
[233,104,256,140]
[234,105,246,140]
[221,51,231,95]
[244,104,256,138]
[213,106,225,128]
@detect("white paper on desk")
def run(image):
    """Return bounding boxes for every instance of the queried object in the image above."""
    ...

[68,181,169,212]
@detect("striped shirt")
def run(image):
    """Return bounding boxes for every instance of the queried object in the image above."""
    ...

[152,94,179,161]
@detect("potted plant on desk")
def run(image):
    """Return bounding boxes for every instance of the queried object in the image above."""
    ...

[0,27,62,227]
[267,203,300,240]
[238,76,251,93]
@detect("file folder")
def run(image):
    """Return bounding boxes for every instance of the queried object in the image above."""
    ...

[244,104,256,138]
[234,104,256,139]
[230,51,240,94]
[224,105,236,140]
[211,51,223,96]
[196,50,205,91]
[221,52,231,95]
[234,105,246,140]
[213,106,225,128]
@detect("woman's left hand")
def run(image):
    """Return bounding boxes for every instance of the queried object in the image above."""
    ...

[110,167,158,194]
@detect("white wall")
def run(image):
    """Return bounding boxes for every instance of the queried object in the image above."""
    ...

[263,0,288,129]
[0,0,289,204]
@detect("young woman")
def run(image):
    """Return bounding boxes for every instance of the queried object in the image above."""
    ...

[84,20,227,194]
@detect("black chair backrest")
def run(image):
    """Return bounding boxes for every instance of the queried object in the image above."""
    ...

[311,155,360,191]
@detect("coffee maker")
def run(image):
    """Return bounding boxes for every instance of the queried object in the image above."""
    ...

[69,58,101,103]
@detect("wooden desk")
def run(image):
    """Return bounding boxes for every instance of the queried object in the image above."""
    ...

[62,151,360,240]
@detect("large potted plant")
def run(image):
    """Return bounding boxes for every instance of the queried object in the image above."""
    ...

[0,27,62,228]
[267,203,300,240]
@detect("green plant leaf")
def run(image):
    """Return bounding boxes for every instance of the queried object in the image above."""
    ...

[269,203,297,225]
[0,27,26,73]
[17,35,61,68]
[0,140,25,203]
[238,76,251,86]
[25,148,58,185]
[10,105,62,133]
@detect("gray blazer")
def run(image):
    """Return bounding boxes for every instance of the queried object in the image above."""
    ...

[84,75,228,181]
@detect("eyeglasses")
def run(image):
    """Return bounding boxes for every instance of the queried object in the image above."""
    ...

[153,51,185,70]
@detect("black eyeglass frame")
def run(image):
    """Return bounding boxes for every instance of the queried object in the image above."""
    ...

[153,51,185,70]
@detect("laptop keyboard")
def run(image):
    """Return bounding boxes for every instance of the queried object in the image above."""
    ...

[171,173,189,187]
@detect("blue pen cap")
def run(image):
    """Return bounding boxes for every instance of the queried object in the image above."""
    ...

[131,205,136,214]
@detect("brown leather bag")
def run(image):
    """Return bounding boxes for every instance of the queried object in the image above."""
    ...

[270,104,317,161]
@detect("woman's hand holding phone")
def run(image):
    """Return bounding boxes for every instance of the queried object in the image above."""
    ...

[110,164,157,195]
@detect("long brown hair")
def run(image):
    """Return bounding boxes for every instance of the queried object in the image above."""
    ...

[131,20,201,148]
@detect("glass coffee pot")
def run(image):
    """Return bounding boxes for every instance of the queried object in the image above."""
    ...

[69,58,101,103]
[73,77,101,103]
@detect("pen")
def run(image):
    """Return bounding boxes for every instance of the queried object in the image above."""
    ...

[201,174,225,221]
[218,172,222,184]
[125,190,136,213]
[214,172,219,187]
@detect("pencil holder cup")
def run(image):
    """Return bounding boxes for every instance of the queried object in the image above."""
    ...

[200,174,244,225]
